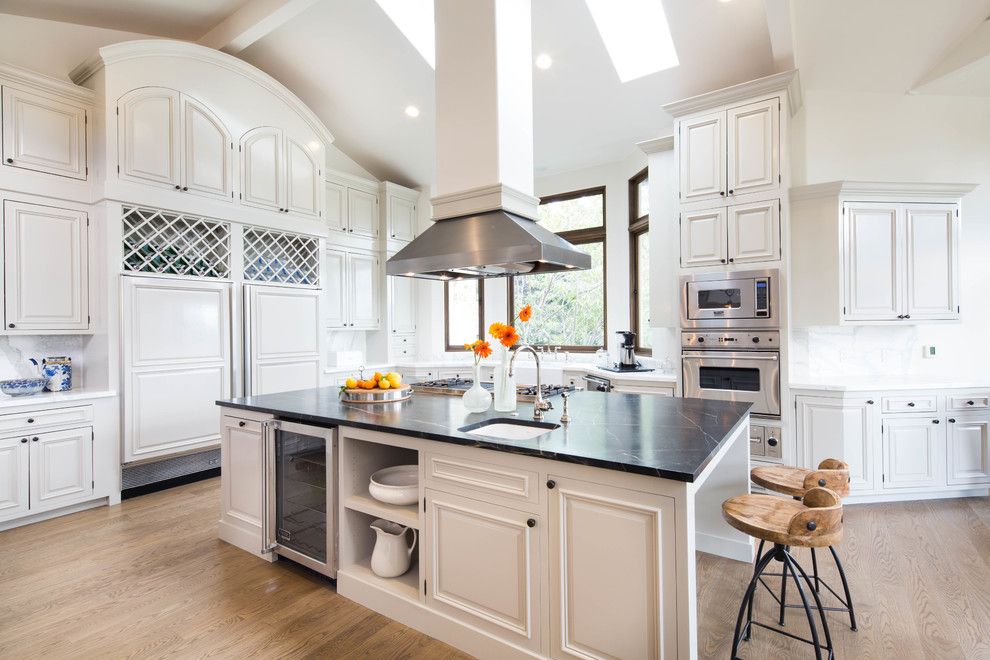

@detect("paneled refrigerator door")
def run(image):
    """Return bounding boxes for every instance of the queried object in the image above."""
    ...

[244,285,321,396]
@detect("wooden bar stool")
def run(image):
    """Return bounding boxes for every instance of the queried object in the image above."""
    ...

[722,487,842,660]
[751,459,857,631]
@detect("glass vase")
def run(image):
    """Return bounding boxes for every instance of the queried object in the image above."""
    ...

[462,363,491,413]
[493,345,517,412]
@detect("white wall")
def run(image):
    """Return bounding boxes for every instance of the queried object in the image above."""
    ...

[790,89,990,377]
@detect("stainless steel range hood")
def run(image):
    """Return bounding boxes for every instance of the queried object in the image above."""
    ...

[386,209,591,280]
[386,0,590,280]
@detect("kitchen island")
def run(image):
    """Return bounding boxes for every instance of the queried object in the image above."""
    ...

[217,388,752,660]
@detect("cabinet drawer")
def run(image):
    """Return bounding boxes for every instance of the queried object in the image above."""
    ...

[222,415,264,434]
[0,405,93,436]
[882,395,937,414]
[948,394,990,411]
[426,452,540,505]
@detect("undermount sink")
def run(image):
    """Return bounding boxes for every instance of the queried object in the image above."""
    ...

[459,418,560,440]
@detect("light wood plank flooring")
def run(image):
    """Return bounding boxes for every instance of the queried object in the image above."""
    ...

[1,479,988,659]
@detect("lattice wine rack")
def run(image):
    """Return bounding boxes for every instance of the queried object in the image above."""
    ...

[242,227,320,286]
[121,206,231,278]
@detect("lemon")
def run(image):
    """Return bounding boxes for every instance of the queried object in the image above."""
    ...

[345,377,357,389]
[386,372,402,387]
[378,379,391,390]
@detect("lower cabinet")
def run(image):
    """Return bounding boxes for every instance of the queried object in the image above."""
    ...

[424,489,542,653]
[0,426,93,523]
[881,417,944,489]
[219,414,267,554]
[946,415,990,485]
[796,395,878,492]
[548,476,677,660]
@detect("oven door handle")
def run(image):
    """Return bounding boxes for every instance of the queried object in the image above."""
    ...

[681,353,779,361]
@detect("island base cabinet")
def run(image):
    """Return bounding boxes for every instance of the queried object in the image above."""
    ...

[424,489,543,654]
[219,414,269,556]
[548,476,677,660]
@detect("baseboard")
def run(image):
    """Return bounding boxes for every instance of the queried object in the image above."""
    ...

[696,531,754,563]
[0,498,108,532]
[218,520,275,562]
[121,467,220,499]
[845,487,990,505]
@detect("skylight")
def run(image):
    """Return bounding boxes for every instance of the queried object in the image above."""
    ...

[375,0,435,68]
[583,0,679,82]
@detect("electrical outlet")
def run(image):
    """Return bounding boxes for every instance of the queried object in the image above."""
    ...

[922,345,937,359]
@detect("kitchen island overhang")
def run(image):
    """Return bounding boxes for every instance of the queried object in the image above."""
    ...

[217,389,754,660]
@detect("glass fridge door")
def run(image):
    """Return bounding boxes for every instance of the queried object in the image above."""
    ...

[275,425,329,564]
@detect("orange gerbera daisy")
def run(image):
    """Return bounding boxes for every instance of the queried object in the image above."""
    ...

[473,341,493,359]
[488,322,506,339]
[518,305,533,322]
[500,328,520,348]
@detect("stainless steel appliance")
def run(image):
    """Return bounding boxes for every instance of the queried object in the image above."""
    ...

[681,330,781,417]
[598,330,655,373]
[749,423,782,459]
[583,374,613,392]
[410,378,576,401]
[264,420,337,577]
[680,268,779,329]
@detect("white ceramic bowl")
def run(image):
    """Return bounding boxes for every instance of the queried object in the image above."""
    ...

[368,465,418,506]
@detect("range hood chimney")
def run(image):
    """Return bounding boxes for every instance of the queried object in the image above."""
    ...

[387,0,591,280]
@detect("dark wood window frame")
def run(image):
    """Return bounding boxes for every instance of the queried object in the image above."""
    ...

[507,186,608,353]
[629,167,651,356]
[444,279,485,352]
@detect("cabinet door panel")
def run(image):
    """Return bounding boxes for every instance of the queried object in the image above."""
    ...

[389,195,417,241]
[905,204,958,320]
[679,112,724,203]
[797,396,877,492]
[727,200,780,264]
[285,138,321,217]
[118,87,181,187]
[726,99,779,197]
[2,86,87,179]
[680,207,726,267]
[221,416,265,532]
[844,203,900,321]
[347,252,380,329]
[390,274,416,334]
[182,96,231,199]
[882,417,943,489]
[3,200,89,331]
[425,490,541,652]
[325,181,347,233]
[240,127,282,211]
[947,416,990,485]
[324,248,348,328]
[549,476,676,660]
[29,427,93,512]
[347,188,379,238]
[0,437,29,522]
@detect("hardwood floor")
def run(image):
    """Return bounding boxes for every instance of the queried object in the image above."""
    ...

[1,479,988,659]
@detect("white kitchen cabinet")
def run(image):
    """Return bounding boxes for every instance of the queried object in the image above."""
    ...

[181,95,231,199]
[727,199,780,264]
[219,414,266,554]
[347,188,379,238]
[845,203,900,321]
[285,137,321,218]
[678,111,724,204]
[324,180,347,233]
[347,251,380,329]
[797,396,878,492]
[425,489,542,653]
[118,87,181,188]
[244,285,321,396]
[29,427,94,513]
[680,207,726,267]
[384,181,419,241]
[726,99,779,198]
[0,436,30,522]
[240,126,282,210]
[3,200,89,332]
[389,272,417,335]
[946,414,990,486]
[2,85,88,180]
[904,204,958,320]
[882,417,943,489]
[548,475,677,660]
[323,248,348,328]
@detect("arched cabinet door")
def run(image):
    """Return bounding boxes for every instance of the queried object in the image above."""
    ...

[285,137,321,218]
[240,127,283,212]
[117,87,181,188]
[182,96,232,200]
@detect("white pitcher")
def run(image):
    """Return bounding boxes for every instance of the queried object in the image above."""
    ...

[370,519,417,578]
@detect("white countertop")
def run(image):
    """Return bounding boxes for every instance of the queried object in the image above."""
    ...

[0,389,117,409]
[789,375,990,392]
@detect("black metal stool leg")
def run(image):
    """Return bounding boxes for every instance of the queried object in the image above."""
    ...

[787,550,835,658]
[778,548,789,626]
[811,547,820,593]
[830,544,858,631]
[745,539,767,641]
[731,546,778,659]
[782,552,824,660]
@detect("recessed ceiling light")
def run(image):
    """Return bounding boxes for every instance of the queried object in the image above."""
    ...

[404,105,420,118]
[535,53,553,70]
[374,0,435,68]
[584,0,679,82]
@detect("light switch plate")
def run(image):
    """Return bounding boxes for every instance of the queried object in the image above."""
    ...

[923,345,937,359]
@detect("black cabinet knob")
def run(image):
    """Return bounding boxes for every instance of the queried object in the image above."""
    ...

[967,401,975,406]
[182,186,188,191]
[904,314,911,319]
[949,418,956,423]
[720,259,727,264]
[238,421,246,427]
[7,323,14,328]
[175,185,181,190]
[729,258,735,263]
[26,418,34,424]
[31,437,38,442]
[897,315,904,319]
[19,438,27,443]
[5,158,12,164]
[546,479,556,489]
[526,518,536,528]
[867,400,874,405]
[908,402,916,407]
[933,419,940,424]
[728,189,734,194]
[719,191,725,196]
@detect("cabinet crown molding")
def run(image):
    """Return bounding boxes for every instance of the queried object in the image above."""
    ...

[0,62,95,104]
[790,180,979,202]
[325,168,381,194]
[637,135,674,155]
[663,69,801,118]
[382,180,421,201]
[69,39,334,147]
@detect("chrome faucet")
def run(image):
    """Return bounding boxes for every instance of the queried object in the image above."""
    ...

[509,344,552,421]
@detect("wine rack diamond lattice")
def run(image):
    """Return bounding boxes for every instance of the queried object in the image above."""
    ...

[121,206,231,278]
[242,227,320,286]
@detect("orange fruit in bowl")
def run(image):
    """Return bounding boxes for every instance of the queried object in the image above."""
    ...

[360,380,375,390]
[373,372,383,382]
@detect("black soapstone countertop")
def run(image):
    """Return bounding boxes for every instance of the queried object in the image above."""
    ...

[217,388,752,482]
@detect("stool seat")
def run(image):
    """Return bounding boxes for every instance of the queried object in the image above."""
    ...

[722,489,843,548]
[752,459,851,498]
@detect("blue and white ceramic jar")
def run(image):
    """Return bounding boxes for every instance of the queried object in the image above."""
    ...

[42,356,72,392]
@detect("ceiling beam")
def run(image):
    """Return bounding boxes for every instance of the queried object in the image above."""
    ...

[763,0,794,72]
[198,0,320,54]
[911,17,990,94]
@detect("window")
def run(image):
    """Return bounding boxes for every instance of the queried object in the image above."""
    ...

[444,279,483,351]
[509,187,606,351]
[629,168,651,354]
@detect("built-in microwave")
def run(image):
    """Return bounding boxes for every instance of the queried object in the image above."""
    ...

[680,269,779,329]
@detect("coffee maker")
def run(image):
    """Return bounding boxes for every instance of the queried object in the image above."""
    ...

[601,330,654,373]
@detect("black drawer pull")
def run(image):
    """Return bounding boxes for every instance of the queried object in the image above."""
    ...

[238,421,246,427]
[526,518,536,528]
[907,402,916,407]
[546,480,556,489]
[26,418,34,424]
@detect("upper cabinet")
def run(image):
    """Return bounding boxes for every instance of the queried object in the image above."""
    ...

[678,112,725,204]
[680,199,780,267]
[240,127,321,218]
[383,181,419,242]
[119,87,232,200]
[2,85,88,180]
[790,182,973,326]
[324,171,381,238]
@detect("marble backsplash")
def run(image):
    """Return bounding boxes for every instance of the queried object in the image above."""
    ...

[0,336,86,382]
